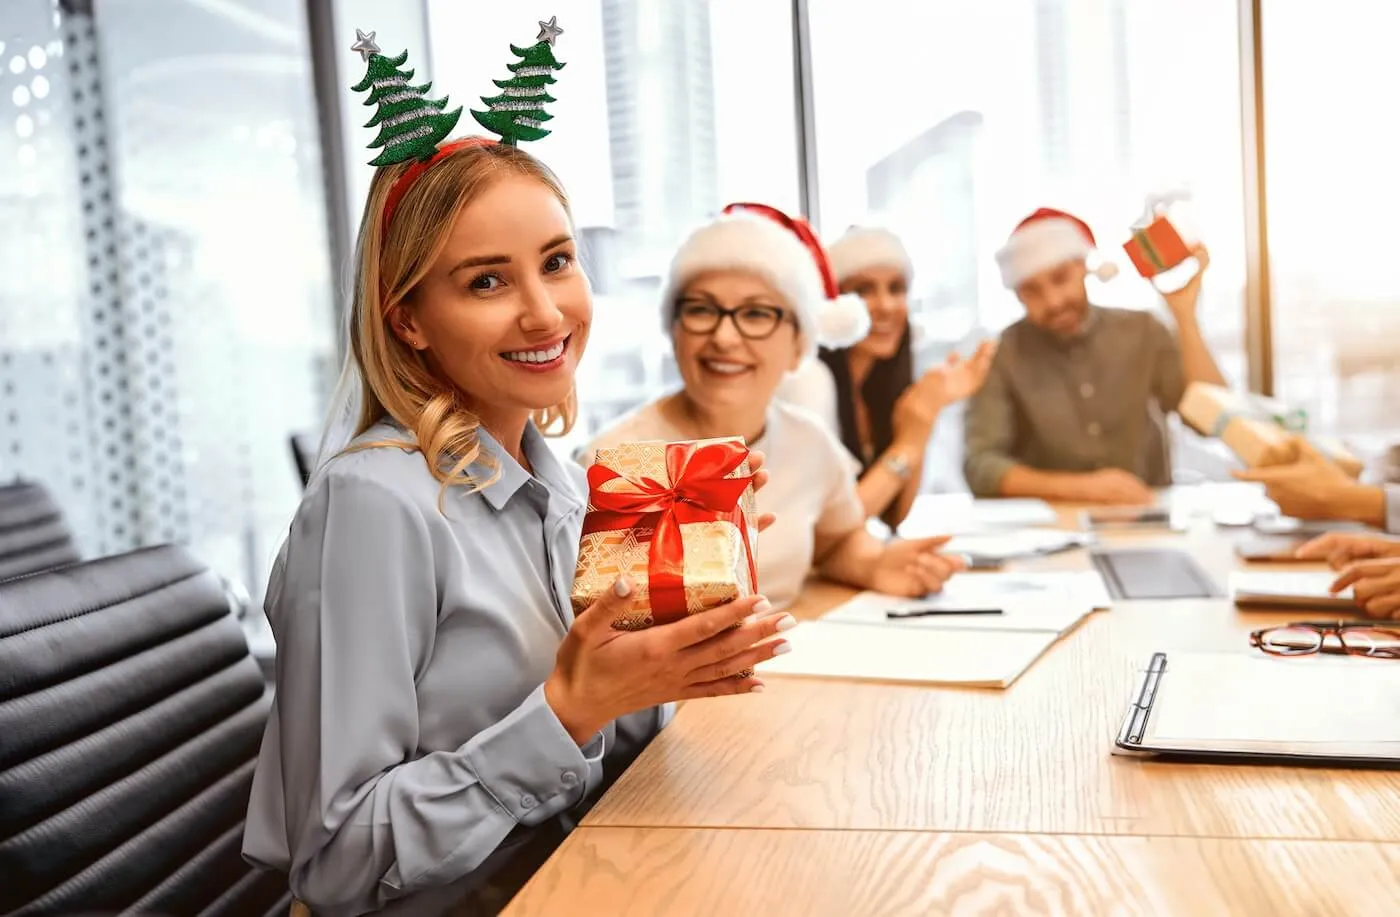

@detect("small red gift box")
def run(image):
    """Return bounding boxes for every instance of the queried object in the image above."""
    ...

[1123,213,1193,278]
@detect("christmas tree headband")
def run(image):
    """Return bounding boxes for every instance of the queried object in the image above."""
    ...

[350,17,567,232]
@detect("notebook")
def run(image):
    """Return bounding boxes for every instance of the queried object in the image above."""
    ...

[1230,571,1357,610]
[1114,651,1400,766]
[758,620,1062,688]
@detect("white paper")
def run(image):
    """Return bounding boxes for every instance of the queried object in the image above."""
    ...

[759,620,1061,688]
[943,529,1095,561]
[1143,653,1400,751]
[821,571,1108,634]
[898,494,1059,537]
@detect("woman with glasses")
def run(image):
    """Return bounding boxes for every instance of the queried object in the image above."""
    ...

[779,226,997,527]
[578,203,966,610]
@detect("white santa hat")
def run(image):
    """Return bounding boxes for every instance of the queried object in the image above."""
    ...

[994,207,1119,289]
[827,225,914,284]
[660,202,871,359]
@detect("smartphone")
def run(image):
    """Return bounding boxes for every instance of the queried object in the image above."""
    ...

[1234,535,1309,563]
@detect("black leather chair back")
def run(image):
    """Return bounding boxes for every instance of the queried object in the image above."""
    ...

[0,544,290,916]
[0,481,81,581]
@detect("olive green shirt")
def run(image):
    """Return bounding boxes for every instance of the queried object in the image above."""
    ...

[963,306,1187,496]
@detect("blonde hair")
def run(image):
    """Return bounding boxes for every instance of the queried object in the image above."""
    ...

[335,142,577,497]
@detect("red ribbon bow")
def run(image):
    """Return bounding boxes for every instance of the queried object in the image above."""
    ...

[583,441,758,621]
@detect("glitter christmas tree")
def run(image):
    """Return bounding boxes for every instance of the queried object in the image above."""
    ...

[471,19,566,146]
[351,30,462,166]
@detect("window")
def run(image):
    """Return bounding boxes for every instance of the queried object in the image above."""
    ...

[0,1,335,608]
[428,0,801,457]
[1263,0,1400,465]
[807,0,1249,489]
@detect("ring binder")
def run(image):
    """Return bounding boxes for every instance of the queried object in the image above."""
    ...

[1112,650,1400,769]
[1123,652,1168,745]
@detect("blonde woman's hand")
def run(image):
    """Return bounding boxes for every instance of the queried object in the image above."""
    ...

[544,580,793,744]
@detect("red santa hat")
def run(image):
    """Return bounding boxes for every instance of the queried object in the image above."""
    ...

[827,225,914,284]
[660,202,871,359]
[994,207,1119,289]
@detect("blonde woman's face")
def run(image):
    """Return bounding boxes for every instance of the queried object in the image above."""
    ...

[393,174,590,420]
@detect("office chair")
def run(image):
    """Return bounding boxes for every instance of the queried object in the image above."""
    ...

[0,544,291,916]
[0,480,81,581]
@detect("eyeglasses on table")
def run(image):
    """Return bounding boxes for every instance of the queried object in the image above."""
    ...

[1250,620,1400,659]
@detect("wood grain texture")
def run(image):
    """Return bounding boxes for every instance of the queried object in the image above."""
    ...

[505,828,1400,917]
[584,519,1400,839]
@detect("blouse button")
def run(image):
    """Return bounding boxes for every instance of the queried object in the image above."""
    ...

[561,771,579,787]
[520,794,538,810]
[1087,422,1102,437]
[1080,382,1095,398]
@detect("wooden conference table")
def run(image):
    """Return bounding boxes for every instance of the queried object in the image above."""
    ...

[505,498,1400,916]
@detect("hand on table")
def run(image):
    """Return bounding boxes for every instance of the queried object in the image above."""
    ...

[546,582,794,743]
[1329,557,1400,620]
[869,535,968,597]
[1076,468,1155,505]
[1295,532,1400,569]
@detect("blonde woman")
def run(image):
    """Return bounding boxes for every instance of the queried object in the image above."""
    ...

[243,39,786,916]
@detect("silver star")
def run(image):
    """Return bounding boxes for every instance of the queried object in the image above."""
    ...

[351,29,380,62]
[536,16,564,45]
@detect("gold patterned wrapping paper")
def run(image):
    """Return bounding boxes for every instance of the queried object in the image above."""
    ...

[572,437,759,631]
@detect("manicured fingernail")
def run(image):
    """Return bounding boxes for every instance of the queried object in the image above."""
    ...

[753,599,773,616]
[771,641,791,655]
[749,683,765,693]
[775,614,797,632]
[612,577,632,598]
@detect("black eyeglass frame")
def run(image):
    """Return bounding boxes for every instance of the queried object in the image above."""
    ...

[672,301,795,341]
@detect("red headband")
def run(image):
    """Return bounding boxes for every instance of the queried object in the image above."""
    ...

[381,136,501,238]
[721,201,839,299]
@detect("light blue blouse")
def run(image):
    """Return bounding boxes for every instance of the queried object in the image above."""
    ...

[243,420,670,916]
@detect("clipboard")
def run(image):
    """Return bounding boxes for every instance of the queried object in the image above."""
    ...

[1113,651,1400,768]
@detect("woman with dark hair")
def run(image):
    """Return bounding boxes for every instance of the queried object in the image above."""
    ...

[781,226,994,527]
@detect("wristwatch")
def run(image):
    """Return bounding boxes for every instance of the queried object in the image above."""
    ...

[881,452,912,482]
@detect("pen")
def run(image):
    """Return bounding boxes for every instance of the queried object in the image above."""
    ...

[885,607,1005,619]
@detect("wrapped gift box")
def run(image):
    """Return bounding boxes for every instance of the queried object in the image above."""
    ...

[572,437,759,631]
[1123,213,1194,278]
[1179,382,1363,478]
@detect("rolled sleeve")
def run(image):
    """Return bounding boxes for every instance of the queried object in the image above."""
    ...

[1386,484,1400,534]
[461,685,603,823]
